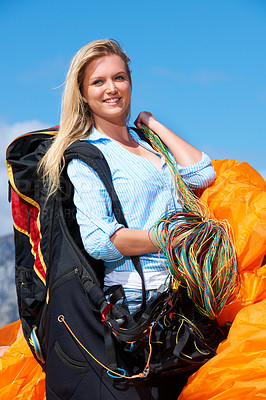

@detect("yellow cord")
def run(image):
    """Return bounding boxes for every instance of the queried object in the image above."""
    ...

[194,341,210,355]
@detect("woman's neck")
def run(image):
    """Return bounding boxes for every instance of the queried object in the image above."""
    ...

[94,118,132,144]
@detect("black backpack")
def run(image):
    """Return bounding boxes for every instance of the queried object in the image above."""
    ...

[6,127,225,384]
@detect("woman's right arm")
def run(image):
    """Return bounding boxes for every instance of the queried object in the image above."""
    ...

[67,159,158,259]
[110,227,158,255]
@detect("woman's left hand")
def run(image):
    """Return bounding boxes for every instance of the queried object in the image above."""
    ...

[134,111,158,130]
[135,110,203,167]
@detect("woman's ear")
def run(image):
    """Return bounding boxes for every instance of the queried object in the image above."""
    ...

[82,96,88,103]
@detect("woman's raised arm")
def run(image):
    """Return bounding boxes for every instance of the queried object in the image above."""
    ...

[134,111,202,167]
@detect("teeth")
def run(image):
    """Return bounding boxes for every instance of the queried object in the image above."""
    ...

[105,98,120,103]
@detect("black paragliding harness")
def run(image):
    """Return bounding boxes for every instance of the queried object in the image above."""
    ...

[6,127,225,384]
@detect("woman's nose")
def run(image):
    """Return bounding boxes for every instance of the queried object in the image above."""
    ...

[106,80,118,93]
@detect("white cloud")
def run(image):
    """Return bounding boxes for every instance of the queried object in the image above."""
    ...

[0,119,49,237]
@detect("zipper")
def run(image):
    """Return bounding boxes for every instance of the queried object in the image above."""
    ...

[57,204,99,285]
[50,268,79,297]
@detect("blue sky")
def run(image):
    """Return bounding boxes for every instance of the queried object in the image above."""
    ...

[0,0,265,236]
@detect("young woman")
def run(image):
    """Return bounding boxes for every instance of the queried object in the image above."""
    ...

[40,39,216,314]
[40,39,216,399]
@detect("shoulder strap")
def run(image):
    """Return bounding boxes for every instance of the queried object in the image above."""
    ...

[130,127,151,144]
[65,141,126,225]
[64,140,147,309]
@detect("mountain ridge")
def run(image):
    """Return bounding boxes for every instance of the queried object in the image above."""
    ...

[0,233,19,328]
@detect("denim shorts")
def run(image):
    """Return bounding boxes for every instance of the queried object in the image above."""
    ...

[104,287,158,314]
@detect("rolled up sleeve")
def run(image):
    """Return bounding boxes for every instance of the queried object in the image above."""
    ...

[174,152,216,190]
[67,159,124,262]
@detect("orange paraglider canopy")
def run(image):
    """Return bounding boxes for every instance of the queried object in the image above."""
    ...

[0,158,265,400]
[0,321,46,399]
[179,159,266,399]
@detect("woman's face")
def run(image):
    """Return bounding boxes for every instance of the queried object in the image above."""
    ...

[82,54,131,127]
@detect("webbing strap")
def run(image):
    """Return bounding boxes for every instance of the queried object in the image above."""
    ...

[65,140,147,309]
[104,325,118,372]
[104,285,125,305]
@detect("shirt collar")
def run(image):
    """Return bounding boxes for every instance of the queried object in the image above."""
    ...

[86,126,111,142]
[86,126,160,157]
[128,127,161,157]
[86,125,137,143]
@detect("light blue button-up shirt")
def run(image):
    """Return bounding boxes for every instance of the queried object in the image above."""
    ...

[67,127,216,276]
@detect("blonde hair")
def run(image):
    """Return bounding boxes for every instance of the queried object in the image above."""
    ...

[39,38,131,196]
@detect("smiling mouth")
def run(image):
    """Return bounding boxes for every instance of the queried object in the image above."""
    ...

[104,97,121,104]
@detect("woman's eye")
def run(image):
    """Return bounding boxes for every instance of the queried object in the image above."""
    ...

[115,75,125,81]
[92,79,103,85]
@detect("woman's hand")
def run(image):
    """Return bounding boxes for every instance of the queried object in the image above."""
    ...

[134,111,158,131]
[135,111,202,167]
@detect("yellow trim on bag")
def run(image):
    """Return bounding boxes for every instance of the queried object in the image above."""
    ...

[6,130,57,286]
[12,220,46,286]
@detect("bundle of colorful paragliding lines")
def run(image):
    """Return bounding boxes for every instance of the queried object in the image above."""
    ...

[142,124,240,320]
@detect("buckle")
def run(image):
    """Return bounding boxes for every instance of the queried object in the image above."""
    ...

[101,303,113,326]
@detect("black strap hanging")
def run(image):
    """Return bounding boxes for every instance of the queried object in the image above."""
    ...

[65,140,147,309]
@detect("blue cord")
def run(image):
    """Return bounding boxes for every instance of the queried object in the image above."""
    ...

[107,367,126,379]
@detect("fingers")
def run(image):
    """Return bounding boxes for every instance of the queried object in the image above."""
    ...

[134,111,154,129]
[134,116,143,129]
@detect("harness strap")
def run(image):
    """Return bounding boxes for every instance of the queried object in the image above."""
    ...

[105,288,176,343]
[104,285,125,305]
[104,325,118,372]
[65,140,147,309]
